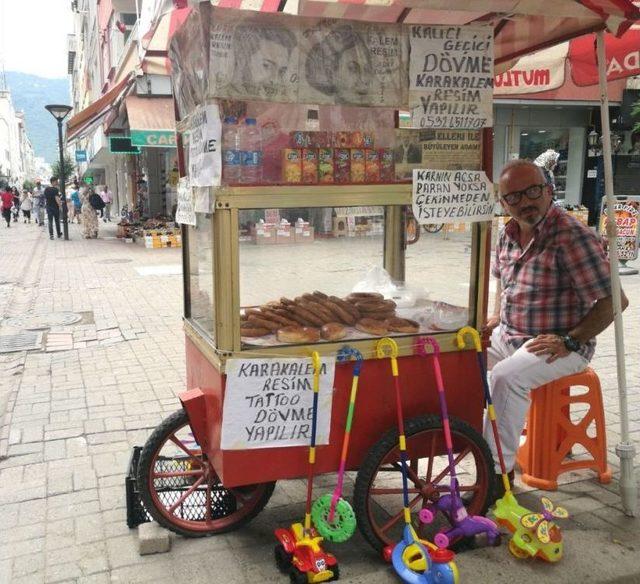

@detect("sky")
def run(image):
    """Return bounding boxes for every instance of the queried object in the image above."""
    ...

[0,0,74,79]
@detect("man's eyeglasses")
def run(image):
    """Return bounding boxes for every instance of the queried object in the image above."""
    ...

[500,184,546,206]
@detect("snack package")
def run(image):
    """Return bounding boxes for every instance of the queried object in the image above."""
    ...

[365,149,381,183]
[282,149,302,183]
[310,132,330,148]
[351,131,365,149]
[363,132,375,148]
[350,149,366,183]
[302,148,318,184]
[379,148,395,182]
[334,148,351,183]
[333,132,351,148]
[291,131,311,148]
[318,148,334,184]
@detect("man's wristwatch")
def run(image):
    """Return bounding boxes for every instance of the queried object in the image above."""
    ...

[561,335,581,352]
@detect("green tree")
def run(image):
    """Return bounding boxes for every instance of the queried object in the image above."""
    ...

[51,155,76,184]
[23,179,36,192]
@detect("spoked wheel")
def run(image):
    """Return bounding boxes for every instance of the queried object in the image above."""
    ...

[353,414,495,553]
[137,409,275,537]
[424,223,444,234]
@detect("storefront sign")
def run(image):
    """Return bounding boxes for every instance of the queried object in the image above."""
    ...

[412,169,494,224]
[83,176,94,184]
[187,104,222,187]
[175,177,196,226]
[409,26,493,129]
[75,150,87,162]
[130,129,177,148]
[494,43,567,95]
[395,129,482,180]
[599,197,640,261]
[207,10,406,107]
[221,357,335,450]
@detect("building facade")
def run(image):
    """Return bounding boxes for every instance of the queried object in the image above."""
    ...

[0,87,37,187]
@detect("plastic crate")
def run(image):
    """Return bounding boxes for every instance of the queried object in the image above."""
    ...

[126,446,152,528]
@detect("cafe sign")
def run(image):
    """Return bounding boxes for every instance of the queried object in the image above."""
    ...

[130,129,177,148]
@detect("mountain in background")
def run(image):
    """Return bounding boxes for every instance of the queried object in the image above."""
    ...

[5,71,71,164]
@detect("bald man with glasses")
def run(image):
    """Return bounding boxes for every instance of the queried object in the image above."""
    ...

[482,159,628,500]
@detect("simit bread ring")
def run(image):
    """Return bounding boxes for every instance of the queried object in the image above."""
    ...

[387,317,420,333]
[312,291,328,300]
[277,326,321,343]
[259,309,298,327]
[347,292,384,302]
[355,318,388,336]
[330,296,361,320]
[354,299,396,312]
[298,299,335,323]
[247,315,280,331]
[290,304,325,327]
[321,322,347,341]
[319,298,355,325]
[240,323,271,337]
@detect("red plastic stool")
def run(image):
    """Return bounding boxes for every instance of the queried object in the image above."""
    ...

[516,367,612,490]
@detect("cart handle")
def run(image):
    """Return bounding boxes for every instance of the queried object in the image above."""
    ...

[311,351,321,375]
[337,346,363,375]
[414,336,440,358]
[455,326,482,352]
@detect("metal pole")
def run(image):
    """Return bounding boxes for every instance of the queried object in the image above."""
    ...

[596,30,636,517]
[57,120,69,240]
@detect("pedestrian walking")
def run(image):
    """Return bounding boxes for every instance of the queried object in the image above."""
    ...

[44,177,63,240]
[11,188,21,222]
[32,180,45,227]
[70,186,82,223]
[483,159,628,499]
[81,186,99,239]
[1,183,13,227]
[20,191,33,223]
[100,185,113,222]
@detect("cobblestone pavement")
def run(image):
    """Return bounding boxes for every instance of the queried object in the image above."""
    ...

[0,219,639,584]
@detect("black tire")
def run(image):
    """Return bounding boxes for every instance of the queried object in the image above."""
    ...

[137,409,275,538]
[329,564,340,581]
[353,414,495,554]
[275,544,293,573]
[290,568,308,584]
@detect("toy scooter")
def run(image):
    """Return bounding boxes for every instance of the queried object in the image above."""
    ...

[311,346,361,543]
[376,338,459,584]
[274,352,339,583]
[455,326,569,563]
[415,336,501,549]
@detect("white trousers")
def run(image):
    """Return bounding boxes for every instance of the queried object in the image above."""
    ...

[483,325,589,473]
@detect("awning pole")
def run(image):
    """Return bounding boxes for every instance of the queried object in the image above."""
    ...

[596,30,637,517]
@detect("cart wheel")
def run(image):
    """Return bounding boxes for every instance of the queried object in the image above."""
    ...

[424,223,444,234]
[137,409,275,537]
[274,544,293,573]
[289,568,309,584]
[353,414,495,553]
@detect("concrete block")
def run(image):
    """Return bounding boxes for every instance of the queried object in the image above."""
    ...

[137,522,171,555]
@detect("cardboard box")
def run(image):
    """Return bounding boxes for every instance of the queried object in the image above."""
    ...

[253,225,276,245]
[276,225,293,244]
[294,224,315,243]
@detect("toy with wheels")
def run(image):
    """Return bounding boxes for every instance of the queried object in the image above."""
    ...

[274,352,339,583]
[415,336,501,549]
[311,346,362,543]
[374,337,459,584]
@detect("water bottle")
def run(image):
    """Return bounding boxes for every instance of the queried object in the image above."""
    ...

[222,116,241,184]
[239,118,263,184]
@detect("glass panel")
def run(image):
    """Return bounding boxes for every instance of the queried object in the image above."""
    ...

[518,128,569,199]
[187,213,215,339]
[404,208,473,332]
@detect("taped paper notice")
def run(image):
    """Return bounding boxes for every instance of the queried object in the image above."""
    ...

[412,169,494,224]
[175,177,196,226]
[221,357,335,450]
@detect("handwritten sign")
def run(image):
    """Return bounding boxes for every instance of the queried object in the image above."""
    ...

[187,104,221,187]
[221,357,335,450]
[175,177,196,226]
[412,169,494,224]
[599,197,640,261]
[409,26,493,129]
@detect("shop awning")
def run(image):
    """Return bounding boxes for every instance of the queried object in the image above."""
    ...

[126,95,177,148]
[67,75,133,142]
[143,6,192,53]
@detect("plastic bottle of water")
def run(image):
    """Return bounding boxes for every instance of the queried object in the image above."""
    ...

[222,116,241,184]
[239,118,263,184]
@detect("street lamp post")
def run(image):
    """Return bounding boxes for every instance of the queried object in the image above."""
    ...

[45,104,73,241]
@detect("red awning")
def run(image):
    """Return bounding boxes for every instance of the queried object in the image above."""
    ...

[142,6,192,53]
[569,27,640,85]
[67,75,133,142]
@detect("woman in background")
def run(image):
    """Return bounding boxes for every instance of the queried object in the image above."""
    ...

[81,186,99,238]
[20,191,33,223]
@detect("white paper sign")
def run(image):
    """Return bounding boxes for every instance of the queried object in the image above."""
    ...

[221,357,335,450]
[193,186,211,214]
[412,169,494,224]
[187,104,222,187]
[175,177,196,226]
[409,26,493,129]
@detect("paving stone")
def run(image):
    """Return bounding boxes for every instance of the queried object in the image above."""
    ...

[137,522,172,555]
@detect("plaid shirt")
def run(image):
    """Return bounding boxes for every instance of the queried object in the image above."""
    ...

[492,204,611,361]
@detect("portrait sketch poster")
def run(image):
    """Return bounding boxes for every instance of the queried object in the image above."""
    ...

[207,8,407,107]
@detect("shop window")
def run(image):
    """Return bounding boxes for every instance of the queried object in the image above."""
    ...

[519,129,569,199]
[187,214,215,339]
